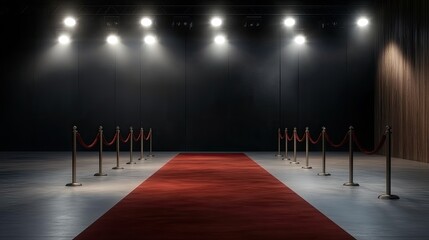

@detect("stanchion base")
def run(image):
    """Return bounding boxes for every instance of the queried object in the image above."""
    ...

[282,157,290,160]
[302,166,312,169]
[126,162,136,164]
[147,154,155,157]
[66,182,82,187]
[94,173,107,176]
[318,173,331,176]
[378,194,400,200]
[343,182,360,186]
[275,154,283,157]
[112,166,124,170]
[138,157,147,160]
[290,161,300,164]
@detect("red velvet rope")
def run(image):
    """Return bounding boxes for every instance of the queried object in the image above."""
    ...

[294,132,306,143]
[145,130,152,141]
[325,131,349,148]
[103,133,118,146]
[278,131,284,140]
[120,132,132,143]
[353,133,387,155]
[309,132,322,144]
[286,132,293,141]
[76,132,100,149]
[133,132,142,142]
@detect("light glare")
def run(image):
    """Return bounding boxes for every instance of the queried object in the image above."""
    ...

[211,17,222,27]
[107,35,119,45]
[144,35,156,44]
[64,17,76,27]
[140,17,153,27]
[294,35,306,45]
[357,17,369,27]
[58,35,71,45]
[284,17,296,27]
[214,35,226,44]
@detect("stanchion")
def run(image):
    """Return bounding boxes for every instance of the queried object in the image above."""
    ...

[127,127,136,164]
[290,127,299,164]
[276,128,283,157]
[302,127,312,169]
[94,126,107,176]
[282,128,290,160]
[112,126,124,170]
[344,126,359,186]
[138,128,146,160]
[147,128,155,158]
[66,126,82,187]
[318,127,331,176]
[379,126,400,200]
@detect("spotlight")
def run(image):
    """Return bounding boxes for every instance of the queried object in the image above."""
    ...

[284,17,296,27]
[294,35,306,45]
[144,35,156,45]
[107,35,119,45]
[357,17,369,27]
[58,35,71,45]
[63,17,76,27]
[140,17,153,27]
[214,35,226,44]
[211,17,222,27]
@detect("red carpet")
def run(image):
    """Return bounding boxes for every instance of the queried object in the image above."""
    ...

[75,153,354,240]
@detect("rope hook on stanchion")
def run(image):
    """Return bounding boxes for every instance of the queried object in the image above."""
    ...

[94,126,107,176]
[290,127,299,164]
[66,126,82,187]
[302,127,312,169]
[147,128,155,158]
[318,127,331,176]
[276,128,283,157]
[282,128,290,160]
[126,127,136,164]
[378,126,400,200]
[138,128,146,160]
[344,126,359,186]
[112,126,124,170]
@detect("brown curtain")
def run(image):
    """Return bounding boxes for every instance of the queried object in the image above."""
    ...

[376,0,429,162]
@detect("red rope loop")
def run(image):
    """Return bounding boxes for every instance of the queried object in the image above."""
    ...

[294,132,306,143]
[353,133,387,155]
[309,132,322,144]
[103,133,118,146]
[120,132,132,143]
[133,132,142,142]
[278,131,284,140]
[286,132,293,141]
[325,131,349,148]
[145,129,152,141]
[76,132,100,149]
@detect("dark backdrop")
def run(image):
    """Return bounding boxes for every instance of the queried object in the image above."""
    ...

[0,5,375,151]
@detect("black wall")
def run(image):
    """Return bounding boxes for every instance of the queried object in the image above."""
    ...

[0,9,375,151]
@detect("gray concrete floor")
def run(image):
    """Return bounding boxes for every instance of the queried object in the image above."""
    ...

[0,151,428,239]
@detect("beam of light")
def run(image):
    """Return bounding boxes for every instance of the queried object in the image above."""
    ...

[294,35,306,45]
[58,35,71,45]
[357,17,369,27]
[64,17,76,27]
[144,35,157,45]
[140,17,153,27]
[211,17,222,27]
[284,17,296,27]
[107,35,119,45]
[214,35,226,44]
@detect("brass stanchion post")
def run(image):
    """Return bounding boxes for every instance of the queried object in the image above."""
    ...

[379,126,399,200]
[147,128,155,158]
[94,126,107,176]
[66,126,82,186]
[318,127,331,176]
[302,127,312,169]
[276,128,282,157]
[112,126,123,170]
[127,127,136,164]
[290,127,299,164]
[344,126,359,186]
[282,128,290,160]
[138,128,146,160]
